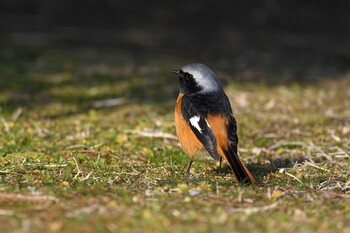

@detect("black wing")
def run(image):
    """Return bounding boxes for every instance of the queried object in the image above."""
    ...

[227,115,239,154]
[181,95,221,161]
[224,115,256,184]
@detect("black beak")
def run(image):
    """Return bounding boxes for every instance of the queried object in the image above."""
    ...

[171,69,180,75]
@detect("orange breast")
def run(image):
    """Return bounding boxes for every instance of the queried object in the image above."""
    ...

[175,94,203,156]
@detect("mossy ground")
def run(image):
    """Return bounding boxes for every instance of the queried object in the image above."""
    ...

[0,47,349,233]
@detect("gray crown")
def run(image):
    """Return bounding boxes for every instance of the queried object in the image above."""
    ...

[182,63,222,93]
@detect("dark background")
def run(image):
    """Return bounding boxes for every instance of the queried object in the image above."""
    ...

[1,0,350,82]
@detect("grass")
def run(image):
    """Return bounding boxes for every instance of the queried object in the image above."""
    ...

[0,47,349,233]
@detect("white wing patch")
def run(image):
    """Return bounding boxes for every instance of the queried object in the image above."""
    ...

[189,116,202,133]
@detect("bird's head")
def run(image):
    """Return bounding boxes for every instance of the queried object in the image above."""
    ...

[172,63,222,94]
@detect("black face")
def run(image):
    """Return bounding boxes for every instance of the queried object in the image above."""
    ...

[175,70,202,94]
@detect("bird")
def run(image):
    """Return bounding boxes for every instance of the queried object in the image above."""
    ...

[172,63,255,184]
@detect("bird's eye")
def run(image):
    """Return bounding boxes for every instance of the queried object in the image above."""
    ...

[185,73,193,80]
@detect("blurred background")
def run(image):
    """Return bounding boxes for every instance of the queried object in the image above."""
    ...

[0,0,350,110]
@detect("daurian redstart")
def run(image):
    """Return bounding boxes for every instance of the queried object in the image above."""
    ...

[172,63,255,184]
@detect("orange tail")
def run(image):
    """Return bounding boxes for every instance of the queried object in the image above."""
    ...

[223,145,256,184]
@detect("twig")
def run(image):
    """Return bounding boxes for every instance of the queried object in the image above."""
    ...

[92,98,128,108]
[12,107,23,122]
[269,141,306,150]
[0,170,11,174]
[0,193,58,203]
[285,172,303,185]
[237,189,244,202]
[80,170,94,181]
[228,201,279,213]
[334,155,350,159]
[267,187,272,200]
[0,117,10,132]
[279,169,304,185]
[308,141,332,161]
[72,157,81,179]
[333,146,349,158]
[304,161,330,172]
[65,204,100,217]
[20,163,68,168]
[65,145,88,150]
[117,172,141,176]
[125,129,178,141]
[0,209,14,216]
[318,190,350,199]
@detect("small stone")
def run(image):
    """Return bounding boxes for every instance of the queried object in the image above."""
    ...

[145,189,153,196]
[188,189,201,196]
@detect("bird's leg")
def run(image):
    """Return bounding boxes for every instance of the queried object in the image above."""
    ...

[184,160,193,173]
[217,157,223,176]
